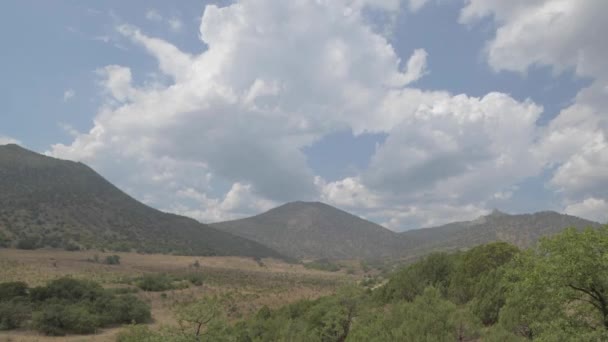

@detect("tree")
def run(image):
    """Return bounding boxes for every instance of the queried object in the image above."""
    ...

[500,226,608,339]
[449,242,519,304]
[175,296,224,340]
[350,286,480,341]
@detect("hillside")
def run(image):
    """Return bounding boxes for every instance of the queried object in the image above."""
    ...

[212,201,403,260]
[0,144,286,259]
[399,209,601,257]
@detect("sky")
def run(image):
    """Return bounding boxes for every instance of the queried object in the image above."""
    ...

[1,0,607,230]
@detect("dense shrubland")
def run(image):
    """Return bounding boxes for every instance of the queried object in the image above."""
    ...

[117,226,608,341]
[0,277,150,335]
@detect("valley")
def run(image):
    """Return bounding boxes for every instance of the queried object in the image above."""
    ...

[0,249,357,341]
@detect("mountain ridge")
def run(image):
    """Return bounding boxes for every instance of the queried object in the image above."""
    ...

[212,200,404,260]
[0,144,287,259]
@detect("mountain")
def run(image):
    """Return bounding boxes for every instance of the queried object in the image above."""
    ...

[213,201,601,261]
[399,209,601,257]
[212,201,403,260]
[0,144,286,259]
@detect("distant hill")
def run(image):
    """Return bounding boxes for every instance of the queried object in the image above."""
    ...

[213,202,601,261]
[399,209,601,258]
[212,201,404,260]
[0,144,286,259]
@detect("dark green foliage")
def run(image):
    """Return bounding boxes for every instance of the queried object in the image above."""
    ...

[0,230,10,247]
[0,281,28,301]
[448,242,519,304]
[376,252,455,303]
[63,242,81,251]
[0,277,150,336]
[0,298,31,330]
[32,303,99,335]
[135,273,175,292]
[30,277,105,303]
[16,236,39,250]
[104,254,121,265]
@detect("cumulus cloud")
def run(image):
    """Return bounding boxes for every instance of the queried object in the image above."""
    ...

[565,198,608,224]
[461,0,608,223]
[49,0,606,229]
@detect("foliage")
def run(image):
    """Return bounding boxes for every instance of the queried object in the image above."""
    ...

[304,259,342,272]
[0,298,31,330]
[499,226,608,340]
[376,252,455,302]
[0,281,28,301]
[104,254,121,265]
[135,273,175,292]
[0,277,150,336]
[351,287,480,341]
[16,236,39,250]
[448,242,519,304]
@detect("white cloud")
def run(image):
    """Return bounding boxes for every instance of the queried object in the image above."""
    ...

[145,9,163,22]
[0,136,20,145]
[461,0,608,223]
[50,0,604,230]
[565,198,608,224]
[63,89,75,102]
[401,48,428,85]
[145,8,184,33]
[409,0,430,12]
[168,18,183,32]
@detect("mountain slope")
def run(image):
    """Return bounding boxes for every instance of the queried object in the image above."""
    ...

[399,209,601,257]
[212,201,403,260]
[0,144,286,259]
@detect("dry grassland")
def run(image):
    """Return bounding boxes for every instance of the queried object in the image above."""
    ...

[0,248,357,342]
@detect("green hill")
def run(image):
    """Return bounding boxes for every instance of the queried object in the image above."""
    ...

[0,144,286,259]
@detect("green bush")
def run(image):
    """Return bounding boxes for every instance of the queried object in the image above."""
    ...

[0,281,28,301]
[105,295,152,324]
[0,277,151,335]
[16,237,39,250]
[184,272,204,286]
[104,255,121,265]
[32,303,99,336]
[29,277,104,303]
[136,273,174,292]
[0,298,31,330]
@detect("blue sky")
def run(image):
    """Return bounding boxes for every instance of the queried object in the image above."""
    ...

[1,0,607,229]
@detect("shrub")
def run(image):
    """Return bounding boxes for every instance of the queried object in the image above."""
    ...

[184,272,204,286]
[16,237,39,250]
[0,281,28,301]
[32,303,99,336]
[104,255,121,265]
[30,277,104,303]
[0,299,31,330]
[136,274,174,292]
[3,277,154,336]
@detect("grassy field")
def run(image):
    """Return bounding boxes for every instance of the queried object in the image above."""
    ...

[0,249,359,341]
